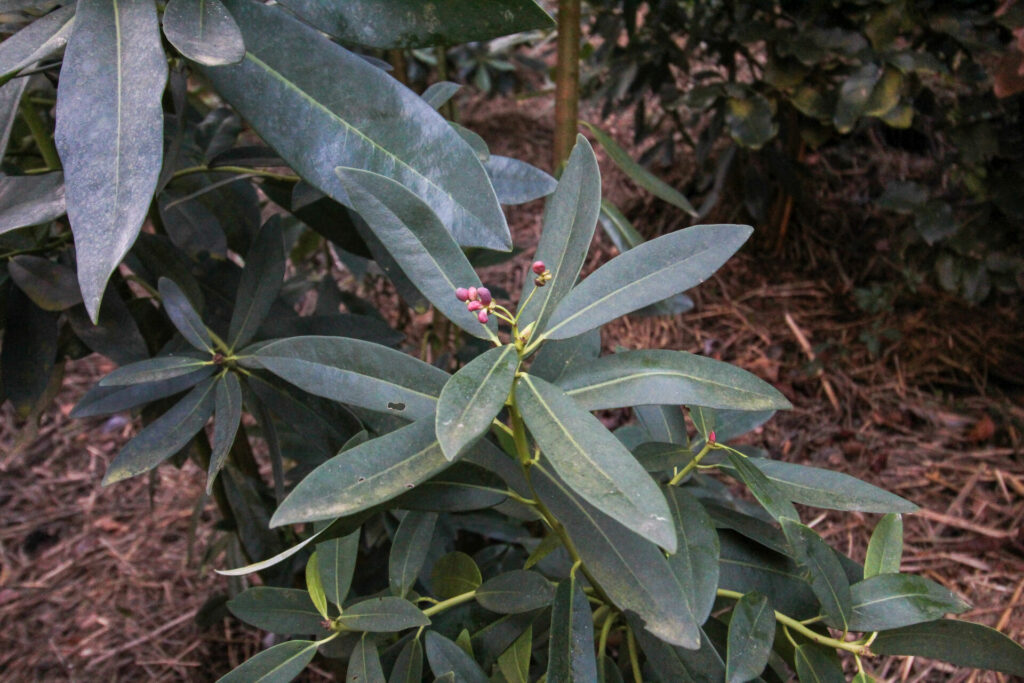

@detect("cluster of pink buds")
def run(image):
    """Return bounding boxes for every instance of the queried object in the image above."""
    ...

[455,285,493,324]
[531,260,552,287]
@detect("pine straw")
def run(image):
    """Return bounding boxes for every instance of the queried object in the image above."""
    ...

[1,97,1022,681]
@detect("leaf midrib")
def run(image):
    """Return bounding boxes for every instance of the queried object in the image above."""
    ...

[565,367,773,403]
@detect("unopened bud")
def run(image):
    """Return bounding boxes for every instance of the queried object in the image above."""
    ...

[477,310,489,323]
[468,286,478,301]
[708,431,716,444]
[455,287,469,302]
[467,300,483,312]
[532,260,546,275]
[519,321,535,341]
[477,286,492,305]
[534,276,546,287]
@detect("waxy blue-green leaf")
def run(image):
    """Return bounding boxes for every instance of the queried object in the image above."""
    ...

[228,587,328,635]
[871,620,1024,675]
[598,199,643,252]
[793,644,845,683]
[530,463,699,648]
[665,487,719,625]
[718,532,818,619]
[337,597,429,632]
[559,350,791,412]
[229,217,285,349]
[102,376,217,485]
[8,255,81,310]
[543,224,753,340]
[725,592,774,683]
[581,121,697,216]
[99,354,211,387]
[0,173,66,235]
[475,570,554,614]
[305,552,329,619]
[485,155,557,205]
[864,513,903,578]
[421,81,460,110]
[390,512,437,598]
[159,278,215,353]
[207,371,242,494]
[348,635,385,683]
[781,520,852,631]
[274,0,553,49]
[690,407,775,447]
[437,345,516,461]
[515,373,675,552]
[71,367,214,418]
[246,336,448,420]
[55,0,167,322]
[0,78,28,156]
[216,639,318,683]
[388,638,423,683]
[519,135,601,334]
[271,417,453,527]
[431,551,482,600]
[450,122,489,163]
[528,328,600,384]
[202,0,509,250]
[162,0,244,66]
[848,574,968,631]
[725,451,799,522]
[319,529,359,608]
[547,576,597,683]
[424,631,489,683]
[630,620,726,683]
[0,5,74,81]
[636,404,688,445]
[336,168,495,340]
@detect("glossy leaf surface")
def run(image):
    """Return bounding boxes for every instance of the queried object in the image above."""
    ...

[162,0,245,66]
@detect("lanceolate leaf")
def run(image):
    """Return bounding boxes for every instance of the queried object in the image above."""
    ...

[318,529,360,608]
[793,644,845,683]
[305,552,329,619]
[0,173,66,235]
[228,586,327,635]
[245,336,448,420]
[216,639,318,683]
[348,635,385,683]
[421,81,460,110]
[202,0,509,250]
[484,155,557,205]
[718,531,819,619]
[848,574,968,631]
[271,417,453,527]
[389,511,438,598]
[665,487,720,625]
[229,217,285,349]
[781,520,852,631]
[71,367,215,418]
[55,0,168,321]
[630,621,726,683]
[99,354,211,387]
[389,638,424,683]
[437,344,517,461]
[497,625,531,683]
[559,350,790,412]
[8,255,82,310]
[635,404,688,445]
[543,224,753,340]
[207,371,242,493]
[336,597,429,632]
[547,576,597,683]
[726,451,799,523]
[864,513,903,578]
[528,328,600,384]
[475,570,554,614]
[0,5,75,81]
[162,0,245,66]
[160,277,216,353]
[102,376,217,485]
[515,373,675,552]
[335,168,495,339]
[725,592,775,683]
[274,0,553,49]
[519,135,601,334]
[871,619,1024,676]
[424,631,489,683]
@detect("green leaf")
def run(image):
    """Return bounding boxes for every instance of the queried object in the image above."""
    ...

[515,373,675,552]
[598,199,643,252]
[247,336,448,420]
[518,135,601,334]
[71,367,214,418]
[635,404,688,446]
[781,520,852,631]
[271,417,454,527]
[0,74,27,156]
[665,487,720,625]
[581,121,697,216]
[547,575,597,683]
[497,624,532,683]
[7,255,81,310]
[229,216,285,349]
[421,82,460,110]
[319,529,360,608]
[864,513,903,578]
[736,459,917,514]
[337,597,430,632]
[484,155,556,205]
[393,462,506,512]
[437,345,516,460]
[528,328,600,385]
[99,354,211,387]
[793,644,845,683]
[102,376,217,485]
[718,531,818,620]
[162,0,244,66]
[348,635,386,683]
[0,173,65,235]
[725,452,799,522]
[0,288,58,415]
[390,511,437,598]
[55,0,167,321]
[207,371,242,494]
[450,122,489,162]
[424,631,489,683]
[66,287,149,365]
[630,621,726,683]
[388,638,423,683]
[159,278,215,353]
[848,574,968,631]
[305,552,329,619]
[871,619,1024,675]
[834,65,882,134]
[431,551,482,600]
[201,0,509,250]
[336,168,495,340]
[273,0,553,49]
[476,570,554,614]
[0,5,75,81]
[530,463,699,648]
[632,442,693,473]
[725,592,775,683]
[543,224,753,340]
[216,639,318,683]
[725,94,777,149]
[228,587,328,635]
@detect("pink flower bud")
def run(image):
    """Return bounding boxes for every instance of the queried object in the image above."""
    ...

[477,310,489,323]
[467,300,483,311]
[468,287,478,301]
[708,431,716,444]
[532,260,546,275]
[477,286,492,305]
[455,287,469,301]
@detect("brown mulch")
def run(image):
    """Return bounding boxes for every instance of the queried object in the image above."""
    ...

[2,93,1023,682]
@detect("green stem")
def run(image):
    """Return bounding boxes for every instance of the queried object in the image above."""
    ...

[626,624,643,683]
[597,609,617,661]
[667,442,715,486]
[170,164,299,183]
[20,99,60,169]
[422,590,477,618]
[434,45,456,122]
